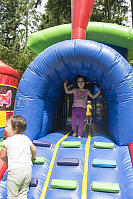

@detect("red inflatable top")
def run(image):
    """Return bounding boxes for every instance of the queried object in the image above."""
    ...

[0,60,19,78]
[71,0,95,39]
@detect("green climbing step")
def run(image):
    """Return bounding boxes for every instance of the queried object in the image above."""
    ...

[93,141,114,149]
[0,141,4,147]
[51,179,77,190]
[0,146,3,151]
[91,181,120,193]
[32,157,46,164]
[61,141,81,148]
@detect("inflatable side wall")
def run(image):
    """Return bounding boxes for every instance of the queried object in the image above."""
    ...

[0,60,19,180]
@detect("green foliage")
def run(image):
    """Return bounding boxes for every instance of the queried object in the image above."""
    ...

[39,0,71,29]
[0,44,35,81]
[39,0,129,29]
[91,0,129,25]
[0,0,21,48]
[0,0,41,79]
[129,60,133,67]
[131,0,133,27]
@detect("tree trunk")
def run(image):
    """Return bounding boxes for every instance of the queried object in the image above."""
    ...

[106,0,111,20]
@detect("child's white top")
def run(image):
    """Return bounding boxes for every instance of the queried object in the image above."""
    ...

[4,134,32,171]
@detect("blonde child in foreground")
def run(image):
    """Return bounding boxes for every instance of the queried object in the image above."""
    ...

[64,75,101,138]
[1,115,37,199]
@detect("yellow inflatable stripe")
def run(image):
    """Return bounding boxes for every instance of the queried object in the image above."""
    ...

[0,84,17,89]
[0,111,14,112]
[0,111,14,128]
[40,132,70,199]
[81,133,91,199]
[0,111,6,128]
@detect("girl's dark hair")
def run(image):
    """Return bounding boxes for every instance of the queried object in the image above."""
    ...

[74,75,88,88]
[8,115,27,134]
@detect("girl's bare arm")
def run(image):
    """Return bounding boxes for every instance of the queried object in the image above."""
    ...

[64,80,74,94]
[88,88,101,99]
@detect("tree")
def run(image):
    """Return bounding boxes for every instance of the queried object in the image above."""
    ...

[0,0,41,79]
[131,0,133,27]
[1,0,42,48]
[39,0,129,29]
[0,0,21,48]
[0,44,36,80]
[39,0,71,29]
[91,0,129,25]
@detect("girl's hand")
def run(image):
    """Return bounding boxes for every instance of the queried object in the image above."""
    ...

[99,87,101,92]
[64,80,68,84]
[31,156,36,161]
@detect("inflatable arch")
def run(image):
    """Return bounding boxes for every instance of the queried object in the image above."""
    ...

[1,0,133,198]
[14,39,133,146]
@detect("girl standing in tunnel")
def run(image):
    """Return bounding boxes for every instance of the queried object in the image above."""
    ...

[64,75,101,138]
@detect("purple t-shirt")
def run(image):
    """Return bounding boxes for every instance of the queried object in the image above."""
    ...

[72,88,88,108]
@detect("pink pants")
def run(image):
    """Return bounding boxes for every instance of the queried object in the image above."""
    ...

[71,107,86,137]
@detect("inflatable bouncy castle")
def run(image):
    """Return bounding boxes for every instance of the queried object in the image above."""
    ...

[0,61,19,128]
[0,60,19,180]
[1,0,133,198]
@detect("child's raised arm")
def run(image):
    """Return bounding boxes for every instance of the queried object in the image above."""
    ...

[64,80,74,94]
[88,87,101,99]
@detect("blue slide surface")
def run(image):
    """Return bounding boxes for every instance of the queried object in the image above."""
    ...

[1,129,133,198]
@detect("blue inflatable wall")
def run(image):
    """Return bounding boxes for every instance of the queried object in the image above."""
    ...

[14,39,133,145]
